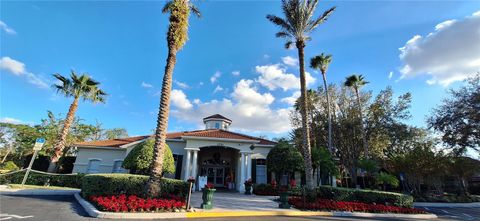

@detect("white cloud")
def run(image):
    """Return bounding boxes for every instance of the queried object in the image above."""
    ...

[170,89,193,110]
[388,71,393,79]
[0,57,48,89]
[170,79,291,133]
[231,71,240,76]
[210,71,221,83]
[281,91,301,105]
[399,11,480,86]
[255,64,315,91]
[0,117,25,125]
[0,21,16,35]
[0,57,25,75]
[281,56,298,67]
[213,85,223,93]
[141,81,153,88]
[174,80,189,89]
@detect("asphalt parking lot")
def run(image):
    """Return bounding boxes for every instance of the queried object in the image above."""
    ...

[1,195,479,221]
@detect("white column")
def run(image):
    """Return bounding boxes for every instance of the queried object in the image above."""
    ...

[184,150,191,180]
[246,154,252,181]
[332,176,337,187]
[191,150,198,191]
[240,152,246,192]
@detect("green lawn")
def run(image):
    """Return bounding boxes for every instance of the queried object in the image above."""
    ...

[8,184,79,190]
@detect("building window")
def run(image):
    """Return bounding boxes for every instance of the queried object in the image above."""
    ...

[112,160,124,173]
[256,159,267,184]
[87,159,101,174]
[215,122,220,129]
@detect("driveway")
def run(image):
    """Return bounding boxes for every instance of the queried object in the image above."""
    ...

[1,194,479,220]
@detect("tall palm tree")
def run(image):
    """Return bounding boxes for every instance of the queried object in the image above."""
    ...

[47,71,107,172]
[310,54,333,153]
[145,0,200,197]
[294,89,320,148]
[267,0,335,190]
[344,74,369,158]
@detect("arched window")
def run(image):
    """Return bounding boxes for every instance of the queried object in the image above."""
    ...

[87,159,101,174]
[112,160,124,173]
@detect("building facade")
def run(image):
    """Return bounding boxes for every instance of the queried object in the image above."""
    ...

[72,114,276,192]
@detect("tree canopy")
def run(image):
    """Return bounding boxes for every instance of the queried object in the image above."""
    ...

[428,74,480,154]
[266,139,304,175]
[122,139,175,175]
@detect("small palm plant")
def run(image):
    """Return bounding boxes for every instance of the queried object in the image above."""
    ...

[375,172,399,191]
[48,71,107,172]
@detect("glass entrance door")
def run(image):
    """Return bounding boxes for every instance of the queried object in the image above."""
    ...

[205,167,224,187]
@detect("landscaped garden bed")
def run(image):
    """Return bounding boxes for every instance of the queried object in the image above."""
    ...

[89,194,186,212]
[288,197,426,214]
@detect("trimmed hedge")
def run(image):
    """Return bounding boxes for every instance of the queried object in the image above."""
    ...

[81,174,189,199]
[316,186,414,208]
[253,183,277,196]
[0,170,84,188]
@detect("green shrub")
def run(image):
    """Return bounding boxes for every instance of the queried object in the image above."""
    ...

[122,140,175,175]
[316,186,414,207]
[0,170,84,188]
[0,161,19,171]
[253,183,277,196]
[81,173,189,199]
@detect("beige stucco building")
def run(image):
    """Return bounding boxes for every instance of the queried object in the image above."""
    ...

[72,114,276,192]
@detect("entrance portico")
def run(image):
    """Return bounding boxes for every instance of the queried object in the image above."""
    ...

[182,144,254,192]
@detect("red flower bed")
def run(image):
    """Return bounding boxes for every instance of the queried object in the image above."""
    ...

[89,194,186,212]
[289,197,426,214]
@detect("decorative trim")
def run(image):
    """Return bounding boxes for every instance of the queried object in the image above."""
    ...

[182,136,260,144]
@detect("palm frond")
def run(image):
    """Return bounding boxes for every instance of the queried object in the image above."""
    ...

[190,3,201,18]
[308,6,336,32]
[266,15,292,33]
[162,1,174,13]
[285,41,294,49]
[275,31,290,38]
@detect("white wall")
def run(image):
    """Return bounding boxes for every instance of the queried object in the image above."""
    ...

[73,147,127,173]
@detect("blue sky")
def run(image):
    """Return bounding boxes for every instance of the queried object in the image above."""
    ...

[1,1,479,139]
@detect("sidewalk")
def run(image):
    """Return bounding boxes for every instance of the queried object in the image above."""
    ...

[0,184,80,196]
[189,191,286,212]
[414,201,480,208]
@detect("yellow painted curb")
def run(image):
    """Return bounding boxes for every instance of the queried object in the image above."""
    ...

[187,211,332,218]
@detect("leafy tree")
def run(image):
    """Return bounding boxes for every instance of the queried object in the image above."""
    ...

[357,158,378,188]
[266,139,304,181]
[311,147,338,185]
[375,172,399,191]
[123,139,175,175]
[48,71,107,172]
[344,74,369,158]
[267,0,335,190]
[448,156,480,195]
[146,0,201,197]
[428,74,480,154]
[310,53,333,152]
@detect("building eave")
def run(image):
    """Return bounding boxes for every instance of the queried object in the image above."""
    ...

[181,136,260,144]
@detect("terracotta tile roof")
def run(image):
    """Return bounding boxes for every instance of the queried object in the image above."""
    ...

[75,129,276,148]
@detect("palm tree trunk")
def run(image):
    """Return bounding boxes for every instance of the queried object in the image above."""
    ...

[145,49,177,197]
[48,97,79,172]
[1,147,10,163]
[354,88,368,158]
[322,73,332,153]
[296,40,313,190]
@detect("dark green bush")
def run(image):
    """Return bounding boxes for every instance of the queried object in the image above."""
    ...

[316,186,414,207]
[0,170,84,188]
[122,140,175,175]
[58,156,76,174]
[0,161,19,171]
[253,183,277,196]
[81,173,189,199]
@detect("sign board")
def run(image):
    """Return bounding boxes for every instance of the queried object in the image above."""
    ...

[33,138,45,150]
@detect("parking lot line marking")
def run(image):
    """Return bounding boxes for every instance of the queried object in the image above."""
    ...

[462,213,473,217]
[441,210,450,214]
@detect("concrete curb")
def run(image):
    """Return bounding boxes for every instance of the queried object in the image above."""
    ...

[74,194,438,220]
[414,202,480,208]
[333,211,438,219]
[0,188,80,196]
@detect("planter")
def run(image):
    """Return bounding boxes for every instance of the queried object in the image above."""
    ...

[245,185,252,195]
[278,191,291,209]
[201,188,216,209]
